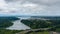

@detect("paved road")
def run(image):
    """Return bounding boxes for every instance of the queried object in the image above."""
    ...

[16,28,50,34]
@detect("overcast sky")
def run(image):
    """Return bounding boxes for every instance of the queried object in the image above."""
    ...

[0,0,60,16]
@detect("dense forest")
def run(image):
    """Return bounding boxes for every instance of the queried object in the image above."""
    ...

[0,16,60,34]
[31,16,60,20]
[21,19,51,29]
[21,17,60,32]
[0,17,19,28]
[0,29,22,34]
[0,17,22,34]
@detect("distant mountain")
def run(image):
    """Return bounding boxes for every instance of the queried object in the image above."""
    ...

[31,16,60,20]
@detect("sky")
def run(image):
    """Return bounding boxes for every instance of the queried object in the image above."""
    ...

[0,0,60,16]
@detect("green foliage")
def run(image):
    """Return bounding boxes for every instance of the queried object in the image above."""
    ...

[0,17,19,28]
[0,21,13,28]
[21,19,52,29]
[21,19,60,32]
[0,29,22,34]
[28,31,49,34]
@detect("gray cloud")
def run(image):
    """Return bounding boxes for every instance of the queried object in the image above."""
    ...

[5,0,60,6]
[0,0,60,16]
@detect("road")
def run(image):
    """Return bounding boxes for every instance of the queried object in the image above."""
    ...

[16,28,50,34]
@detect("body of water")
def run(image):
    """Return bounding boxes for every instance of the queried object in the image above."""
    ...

[6,17,31,30]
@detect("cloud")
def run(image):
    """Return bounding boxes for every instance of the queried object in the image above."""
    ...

[3,0,44,15]
[0,0,60,16]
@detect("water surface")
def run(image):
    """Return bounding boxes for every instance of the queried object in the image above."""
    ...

[6,17,30,30]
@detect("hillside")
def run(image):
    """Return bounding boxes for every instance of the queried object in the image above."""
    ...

[0,17,19,28]
[21,17,60,32]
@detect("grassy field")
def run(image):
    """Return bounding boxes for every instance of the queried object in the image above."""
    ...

[29,31,49,34]
[0,29,23,34]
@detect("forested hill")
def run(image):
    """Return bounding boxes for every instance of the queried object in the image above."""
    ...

[21,16,60,32]
[31,16,60,20]
[0,17,19,28]
[0,17,20,21]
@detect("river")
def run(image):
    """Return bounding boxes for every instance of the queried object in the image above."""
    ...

[6,17,31,30]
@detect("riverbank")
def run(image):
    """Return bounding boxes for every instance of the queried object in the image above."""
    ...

[0,17,19,28]
[6,19,30,30]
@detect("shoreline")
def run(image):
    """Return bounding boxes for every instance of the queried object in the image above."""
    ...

[6,19,30,30]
